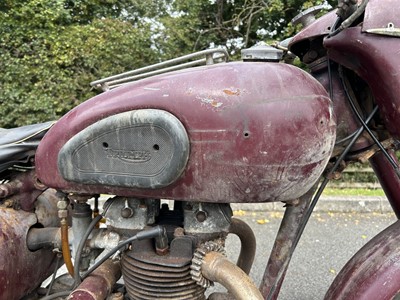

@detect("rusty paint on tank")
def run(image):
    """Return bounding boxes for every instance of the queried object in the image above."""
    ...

[36,62,336,203]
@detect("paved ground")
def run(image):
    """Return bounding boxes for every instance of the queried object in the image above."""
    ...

[218,210,397,299]
[231,195,392,213]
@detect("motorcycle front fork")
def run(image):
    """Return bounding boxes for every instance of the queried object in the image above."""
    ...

[369,150,400,218]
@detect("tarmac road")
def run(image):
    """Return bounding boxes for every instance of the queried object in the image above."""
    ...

[220,210,397,300]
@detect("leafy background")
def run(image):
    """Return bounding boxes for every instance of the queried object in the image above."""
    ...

[0,0,334,128]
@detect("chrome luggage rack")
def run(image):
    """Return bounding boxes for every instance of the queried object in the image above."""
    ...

[90,48,229,92]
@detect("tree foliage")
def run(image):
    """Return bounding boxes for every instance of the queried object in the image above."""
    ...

[0,0,335,128]
[0,0,161,127]
[157,0,335,58]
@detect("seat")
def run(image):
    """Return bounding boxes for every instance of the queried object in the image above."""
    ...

[0,121,55,174]
[0,121,55,146]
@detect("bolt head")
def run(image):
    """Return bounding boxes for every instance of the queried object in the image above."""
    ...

[58,210,68,219]
[196,211,207,222]
[57,201,68,210]
[121,207,134,218]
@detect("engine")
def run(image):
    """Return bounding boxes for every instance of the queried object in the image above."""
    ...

[111,199,229,299]
[12,189,254,300]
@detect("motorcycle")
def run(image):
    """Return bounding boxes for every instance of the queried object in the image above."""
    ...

[1,0,400,299]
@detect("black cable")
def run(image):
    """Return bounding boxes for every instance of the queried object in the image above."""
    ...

[327,58,334,100]
[335,106,378,145]
[81,226,164,281]
[267,106,379,300]
[339,68,400,177]
[45,254,61,296]
[73,214,103,287]
[327,16,342,37]
[335,131,357,145]
[327,18,340,102]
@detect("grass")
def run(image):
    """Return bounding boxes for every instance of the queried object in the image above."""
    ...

[322,188,385,197]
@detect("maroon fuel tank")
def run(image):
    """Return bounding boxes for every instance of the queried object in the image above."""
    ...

[36,62,336,203]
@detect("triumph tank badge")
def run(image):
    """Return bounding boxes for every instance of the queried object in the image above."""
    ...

[105,148,152,163]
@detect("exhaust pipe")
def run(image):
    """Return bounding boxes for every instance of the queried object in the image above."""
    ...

[201,251,263,300]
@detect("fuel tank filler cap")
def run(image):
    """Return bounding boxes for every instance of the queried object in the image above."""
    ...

[241,42,283,62]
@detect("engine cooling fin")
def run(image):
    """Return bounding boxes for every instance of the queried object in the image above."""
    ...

[122,250,206,300]
[190,240,226,288]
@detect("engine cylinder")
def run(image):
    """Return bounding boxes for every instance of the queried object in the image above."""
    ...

[121,238,206,300]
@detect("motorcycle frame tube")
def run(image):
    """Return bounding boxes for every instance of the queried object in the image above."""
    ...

[0,170,46,211]
[67,259,121,300]
[259,185,314,299]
